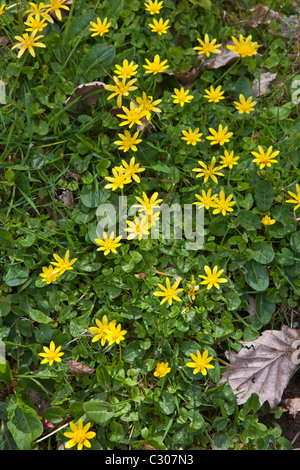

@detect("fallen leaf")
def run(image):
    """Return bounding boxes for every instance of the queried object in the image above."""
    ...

[55,188,74,207]
[247,4,281,28]
[164,65,203,88]
[252,71,277,97]
[135,273,147,279]
[282,398,300,417]
[219,325,300,408]
[204,43,238,70]
[65,81,105,111]
[66,360,95,375]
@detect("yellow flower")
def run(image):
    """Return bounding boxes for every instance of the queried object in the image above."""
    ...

[0,4,6,16]
[154,362,171,378]
[104,166,132,190]
[144,0,163,15]
[192,156,224,184]
[114,60,139,79]
[261,215,276,226]
[193,188,217,210]
[148,17,170,35]
[105,323,127,345]
[199,265,228,290]
[233,94,257,114]
[64,419,96,450]
[186,350,214,376]
[121,156,145,183]
[285,184,300,211]
[39,341,64,366]
[203,85,225,103]
[135,92,162,120]
[117,102,146,128]
[114,130,142,153]
[11,31,46,59]
[50,250,77,275]
[186,274,200,301]
[181,128,202,146]
[47,0,69,21]
[143,54,169,75]
[227,34,259,57]
[39,265,61,284]
[24,13,48,33]
[104,76,137,108]
[89,315,117,345]
[95,232,122,256]
[126,216,150,240]
[89,17,111,37]
[24,2,53,22]
[251,145,279,169]
[171,87,194,107]
[153,277,183,306]
[206,124,233,146]
[219,150,240,169]
[134,192,163,216]
[194,34,222,57]
[211,189,236,216]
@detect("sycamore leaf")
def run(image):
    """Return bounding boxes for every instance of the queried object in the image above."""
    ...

[219,325,300,409]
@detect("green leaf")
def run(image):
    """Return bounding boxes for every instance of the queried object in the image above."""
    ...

[79,44,116,81]
[29,308,52,324]
[123,340,145,362]
[237,210,261,230]
[84,400,114,426]
[254,180,274,210]
[245,260,269,291]
[0,361,13,383]
[43,406,66,424]
[4,266,29,287]
[255,293,275,325]
[213,433,230,450]
[251,242,275,264]
[7,407,43,450]
[209,215,230,236]
[0,228,14,247]
[290,232,300,253]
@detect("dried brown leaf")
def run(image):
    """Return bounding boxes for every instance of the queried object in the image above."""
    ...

[282,398,300,417]
[66,360,95,375]
[204,43,238,70]
[65,81,105,111]
[252,71,277,97]
[219,325,300,408]
[247,4,281,28]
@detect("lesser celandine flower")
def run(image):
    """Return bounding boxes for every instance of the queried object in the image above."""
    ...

[154,362,171,378]
[199,265,227,290]
[186,275,200,301]
[193,189,217,210]
[89,315,117,345]
[89,17,111,37]
[39,341,64,366]
[126,216,150,240]
[227,34,259,57]
[144,0,163,15]
[134,192,163,216]
[143,54,169,75]
[181,128,202,146]
[211,190,236,216]
[0,4,6,16]
[47,0,70,21]
[192,156,224,184]
[194,34,221,57]
[219,150,240,169]
[117,102,146,128]
[95,232,122,256]
[114,60,138,79]
[25,2,53,22]
[24,13,48,33]
[153,277,183,306]
[233,94,257,114]
[50,250,77,276]
[12,31,46,58]
[121,157,145,183]
[148,17,170,35]
[186,350,214,376]
[251,145,279,169]
[114,130,142,153]
[64,419,96,450]
[206,124,233,146]
[285,184,300,211]
[39,265,60,284]
[203,85,225,103]
[104,76,138,108]
[105,323,127,345]
[261,215,276,226]
[171,87,194,107]
[136,92,162,120]
[104,166,131,190]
